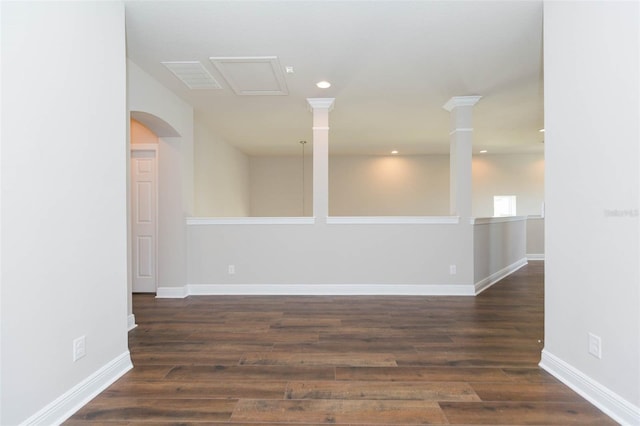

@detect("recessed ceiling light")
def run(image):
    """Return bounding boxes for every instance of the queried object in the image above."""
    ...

[285,66,295,74]
[316,81,331,89]
[539,128,545,133]
[391,150,399,154]
[479,150,488,154]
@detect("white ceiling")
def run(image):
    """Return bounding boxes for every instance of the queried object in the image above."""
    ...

[125,1,544,156]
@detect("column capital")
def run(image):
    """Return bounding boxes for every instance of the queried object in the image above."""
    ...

[443,95,482,112]
[307,98,335,112]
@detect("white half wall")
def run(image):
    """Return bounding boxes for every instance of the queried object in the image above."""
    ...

[472,217,527,293]
[1,3,131,424]
[542,2,640,424]
[185,219,475,294]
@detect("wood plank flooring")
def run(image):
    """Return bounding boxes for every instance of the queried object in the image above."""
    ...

[66,261,616,425]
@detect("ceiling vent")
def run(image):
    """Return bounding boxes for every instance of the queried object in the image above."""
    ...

[161,61,222,89]
[210,56,288,96]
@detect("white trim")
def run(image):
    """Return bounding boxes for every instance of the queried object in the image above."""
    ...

[307,97,335,111]
[312,126,330,131]
[156,286,188,298]
[21,352,132,426]
[474,257,528,295]
[130,143,158,152]
[327,216,460,225]
[443,95,482,111]
[187,217,315,225]
[470,216,528,225]
[527,254,545,261]
[449,128,474,135]
[540,350,640,426]
[186,217,460,226]
[127,314,137,331]
[180,283,476,297]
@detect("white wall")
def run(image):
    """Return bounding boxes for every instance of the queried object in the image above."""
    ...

[526,217,544,259]
[244,153,543,217]
[127,61,194,214]
[195,119,250,217]
[128,60,194,289]
[1,3,131,424]
[250,155,313,217]
[0,3,4,421]
[330,155,450,216]
[542,2,640,424]
[472,153,545,217]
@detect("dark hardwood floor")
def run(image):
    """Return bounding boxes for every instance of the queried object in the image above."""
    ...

[67,261,616,425]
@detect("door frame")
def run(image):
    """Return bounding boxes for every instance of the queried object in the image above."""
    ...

[130,143,159,293]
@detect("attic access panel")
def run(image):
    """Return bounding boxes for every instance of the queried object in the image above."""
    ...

[210,56,289,95]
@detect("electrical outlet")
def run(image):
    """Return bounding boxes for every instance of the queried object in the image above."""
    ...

[228,264,235,275]
[449,264,457,275]
[588,332,602,359]
[73,336,86,362]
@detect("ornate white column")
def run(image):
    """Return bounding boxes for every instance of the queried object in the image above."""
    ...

[307,98,335,221]
[443,96,481,217]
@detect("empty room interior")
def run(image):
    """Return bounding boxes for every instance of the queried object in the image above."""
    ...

[1,1,639,425]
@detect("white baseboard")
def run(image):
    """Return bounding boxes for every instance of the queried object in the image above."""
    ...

[156,286,188,298]
[127,314,137,331]
[21,351,133,426]
[540,350,640,426]
[474,257,528,295]
[527,253,545,261]
[157,283,476,297]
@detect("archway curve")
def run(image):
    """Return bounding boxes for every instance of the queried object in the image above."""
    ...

[128,110,182,329]
[130,111,181,137]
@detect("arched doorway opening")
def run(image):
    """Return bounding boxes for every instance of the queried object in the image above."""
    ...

[127,111,181,330]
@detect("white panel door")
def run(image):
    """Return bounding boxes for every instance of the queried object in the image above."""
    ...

[131,148,157,293]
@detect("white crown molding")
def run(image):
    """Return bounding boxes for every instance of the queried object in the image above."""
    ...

[307,98,335,111]
[474,258,527,295]
[327,216,460,225]
[540,350,640,426]
[186,217,315,226]
[186,283,475,296]
[21,352,132,426]
[443,95,482,112]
